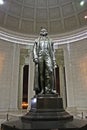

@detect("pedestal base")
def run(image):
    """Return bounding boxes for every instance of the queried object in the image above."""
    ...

[1,94,87,130]
[1,118,87,130]
[22,94,73,121]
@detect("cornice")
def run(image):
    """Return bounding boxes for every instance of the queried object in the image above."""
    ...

[0,26,87,48]
[0,27,35,45]
[54,27,87,47]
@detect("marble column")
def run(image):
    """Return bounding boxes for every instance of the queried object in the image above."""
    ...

[56,48,67,108]
[27,50,35,110]
[18,65,24,109]
[59,65,67,108]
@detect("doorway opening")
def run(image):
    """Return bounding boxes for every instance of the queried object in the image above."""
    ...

[55,65,60,95]
[22,65,29,109]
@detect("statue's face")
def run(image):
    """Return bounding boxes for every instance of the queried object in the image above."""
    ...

[40,28,48,36]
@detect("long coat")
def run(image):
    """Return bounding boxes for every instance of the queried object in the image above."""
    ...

[32,36,56,94]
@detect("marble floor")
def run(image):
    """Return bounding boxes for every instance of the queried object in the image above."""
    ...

[0,110,27,127]
[0,109,87,128]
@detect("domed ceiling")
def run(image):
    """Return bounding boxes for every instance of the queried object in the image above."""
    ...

[0,0,87,35]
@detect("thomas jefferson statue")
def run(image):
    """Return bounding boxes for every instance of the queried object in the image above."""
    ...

[33,28,57,95]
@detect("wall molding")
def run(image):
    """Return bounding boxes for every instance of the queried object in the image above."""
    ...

[0,26,87,48]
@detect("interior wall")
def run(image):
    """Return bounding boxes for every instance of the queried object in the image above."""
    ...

[0,32,87,112]
[59,39,87,111]
[0,39,20,111]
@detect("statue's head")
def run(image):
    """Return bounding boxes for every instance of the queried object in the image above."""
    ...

[40,28,48,36]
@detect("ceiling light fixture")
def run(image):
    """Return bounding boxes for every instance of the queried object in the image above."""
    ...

[0,0,4,5]
[80,0,85,6]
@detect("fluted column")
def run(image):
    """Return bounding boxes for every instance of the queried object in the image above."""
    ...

[59,65,67,108]
[27,51,35,110]
[18,65,24,109]
[56,48,67,108]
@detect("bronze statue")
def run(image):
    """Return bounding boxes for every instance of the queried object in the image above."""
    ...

[33,28,57,95]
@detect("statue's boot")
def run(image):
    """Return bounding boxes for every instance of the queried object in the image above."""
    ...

[39,89,45,95]
[50,89,56,94]
[39,84,45,95]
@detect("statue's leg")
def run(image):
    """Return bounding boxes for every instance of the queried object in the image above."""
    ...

[45,56,53,93]
[38,57,45,94]
[45,69,51,93]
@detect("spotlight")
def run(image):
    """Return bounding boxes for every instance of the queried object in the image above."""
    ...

[84,16,87,19]
[80,0,85,6]
[0,0,4,5]
[32,98,37,103]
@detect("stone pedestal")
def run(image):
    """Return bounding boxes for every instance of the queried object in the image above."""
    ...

[1,94,87,130]
[22,94,73,121]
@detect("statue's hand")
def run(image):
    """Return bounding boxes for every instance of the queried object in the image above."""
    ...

[53,62,57,68]
[54,64,57,69]
[34,58,38,64]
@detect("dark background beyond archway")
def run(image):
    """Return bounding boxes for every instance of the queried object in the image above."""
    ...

[55,66,60,95]
[22,65,29,103]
